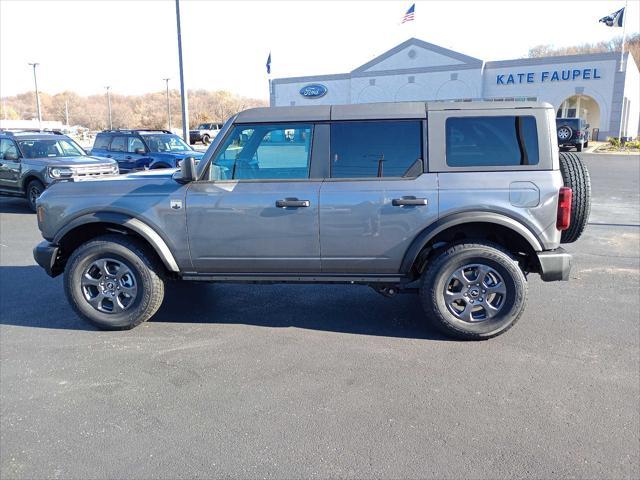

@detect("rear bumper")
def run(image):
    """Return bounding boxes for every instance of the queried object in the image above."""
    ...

[33,241,62,277]
[537,248,571,282]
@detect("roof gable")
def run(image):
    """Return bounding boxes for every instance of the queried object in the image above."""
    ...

[352,38,482,74]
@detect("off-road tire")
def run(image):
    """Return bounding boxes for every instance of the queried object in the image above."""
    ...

[26,179,45,212]
[64,234,165,330]
[559,152,591,243]
[202,134,210,145]
[557,125,573,142]
[419,242,527,340]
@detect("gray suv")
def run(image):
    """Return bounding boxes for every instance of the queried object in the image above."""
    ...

[0,130,119,211]
[33,101,591,340]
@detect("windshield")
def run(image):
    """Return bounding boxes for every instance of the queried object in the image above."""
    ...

[197,124,208,129]
[17,138,85,158]
[141,134,192,153]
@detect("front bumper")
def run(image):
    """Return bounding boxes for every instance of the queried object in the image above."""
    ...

[33,241,62,277]
[537,248,571,282]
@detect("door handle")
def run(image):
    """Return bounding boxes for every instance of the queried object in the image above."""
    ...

[105,154,112,158]
[125,156,132,160]
[392,197,428,206]
[276,199,310,208]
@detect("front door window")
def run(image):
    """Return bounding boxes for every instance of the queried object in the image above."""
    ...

[210,124,313,180]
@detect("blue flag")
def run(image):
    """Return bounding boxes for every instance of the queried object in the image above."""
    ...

[266,52,272,74]
[599,7,625,27]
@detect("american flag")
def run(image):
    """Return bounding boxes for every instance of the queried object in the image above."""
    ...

[401,3,415,24]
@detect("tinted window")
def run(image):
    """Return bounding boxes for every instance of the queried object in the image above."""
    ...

[128,137,145,153]
[93,135,111,150]
[211,123,312,180]
[110,136,127,152]
[0,139,19,159]
[330,121,422,178]
[446,116,539,167]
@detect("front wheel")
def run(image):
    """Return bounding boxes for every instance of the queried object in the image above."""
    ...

[64,235,165,330]
[202,134,210,145]
[26,179,45,212]
[419,242,527,340]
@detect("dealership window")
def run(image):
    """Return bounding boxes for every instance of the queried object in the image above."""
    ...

[210,123,312,180]
[446,116,539,167]
[330,121,423,178]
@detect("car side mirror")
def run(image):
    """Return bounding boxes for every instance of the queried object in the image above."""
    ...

[177,156,197,184]
[4,151,19,161]
[134,147,146,155]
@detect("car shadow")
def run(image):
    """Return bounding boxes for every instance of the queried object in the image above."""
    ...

[0,197,32,214]
[0,266,450,340]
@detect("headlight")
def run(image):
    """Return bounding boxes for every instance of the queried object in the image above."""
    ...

[177,160,183,167]
[48,167,74,178]
[108,164,119,174]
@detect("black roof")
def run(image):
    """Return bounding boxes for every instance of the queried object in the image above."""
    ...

[97,129,172,135]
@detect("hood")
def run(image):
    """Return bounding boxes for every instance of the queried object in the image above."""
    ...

[26,155,117,166]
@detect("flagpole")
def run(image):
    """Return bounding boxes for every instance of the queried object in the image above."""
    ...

[619,0,628,73]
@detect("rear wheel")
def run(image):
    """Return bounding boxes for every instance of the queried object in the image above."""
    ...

[419,242,527,340]
[559,152,591,243]
[64,235,165,330]
[202,134,210,145]
[576,143,583,152]
[26,179,45,212]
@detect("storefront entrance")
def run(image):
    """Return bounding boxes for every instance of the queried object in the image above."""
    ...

[557,95,601,133]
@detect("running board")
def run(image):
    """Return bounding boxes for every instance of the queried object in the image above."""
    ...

[181,273,407,284]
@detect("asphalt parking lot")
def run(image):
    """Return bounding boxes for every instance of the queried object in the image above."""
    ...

[1,153,638,479]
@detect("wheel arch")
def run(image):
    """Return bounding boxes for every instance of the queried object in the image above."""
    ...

[22,172,46,192]
[53,212,180,273]
[401,212,544,277]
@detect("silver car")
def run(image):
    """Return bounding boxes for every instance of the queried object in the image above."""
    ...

[33,101,591,340]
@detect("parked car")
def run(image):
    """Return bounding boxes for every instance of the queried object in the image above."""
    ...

[556,117,590,152]
[90,129,204,172]
[33,101,591,340]
[0,130,118,211]
[190,123,224,145]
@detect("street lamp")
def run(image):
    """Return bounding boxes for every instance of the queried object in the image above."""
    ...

[163,78,172,131]
[175,0,189,142]
[27,62,42,125]
[105,86,113,129]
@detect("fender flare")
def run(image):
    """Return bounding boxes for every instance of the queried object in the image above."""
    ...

[53,212,180,272]
[400,211,544,274]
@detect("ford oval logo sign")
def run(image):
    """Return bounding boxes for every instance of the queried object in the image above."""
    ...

[299,84,328,99]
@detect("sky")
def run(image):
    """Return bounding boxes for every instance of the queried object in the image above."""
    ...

[1,0,638,101]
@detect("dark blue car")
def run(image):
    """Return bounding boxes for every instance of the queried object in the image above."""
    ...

[90,129,204,172]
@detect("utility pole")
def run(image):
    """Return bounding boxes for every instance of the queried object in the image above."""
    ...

[105,86,113,129]
[175,0,189,142]
[28,62,42,126]
[163,78,172,131]
[64,99,69,126]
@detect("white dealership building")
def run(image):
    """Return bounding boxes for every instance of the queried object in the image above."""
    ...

[270,38,640,139]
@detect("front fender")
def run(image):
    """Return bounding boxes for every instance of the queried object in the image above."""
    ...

[53,212,180,272]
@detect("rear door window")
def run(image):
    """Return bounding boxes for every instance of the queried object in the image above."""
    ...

[330,121,423,178]
[445,116,539,167]
[110,136,127,152]
[93,135,111,150]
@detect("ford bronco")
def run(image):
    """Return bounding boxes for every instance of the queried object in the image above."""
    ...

[33,101,591,340]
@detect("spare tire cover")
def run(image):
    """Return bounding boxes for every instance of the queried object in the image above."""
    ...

[559,152,591,243]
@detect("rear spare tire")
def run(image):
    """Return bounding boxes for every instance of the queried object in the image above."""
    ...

[559,152,591,243]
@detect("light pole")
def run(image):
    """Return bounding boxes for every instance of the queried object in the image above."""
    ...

[175,0,189,143]
[28,62,42,125]
[105,86,113,129]
[163,78,172,131]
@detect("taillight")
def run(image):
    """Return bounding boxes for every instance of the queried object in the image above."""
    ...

[557,187,572,230]
[576,130,583,137]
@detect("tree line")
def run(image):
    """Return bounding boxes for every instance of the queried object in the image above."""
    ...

[0,89,267,131]
[528,33,640,65]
